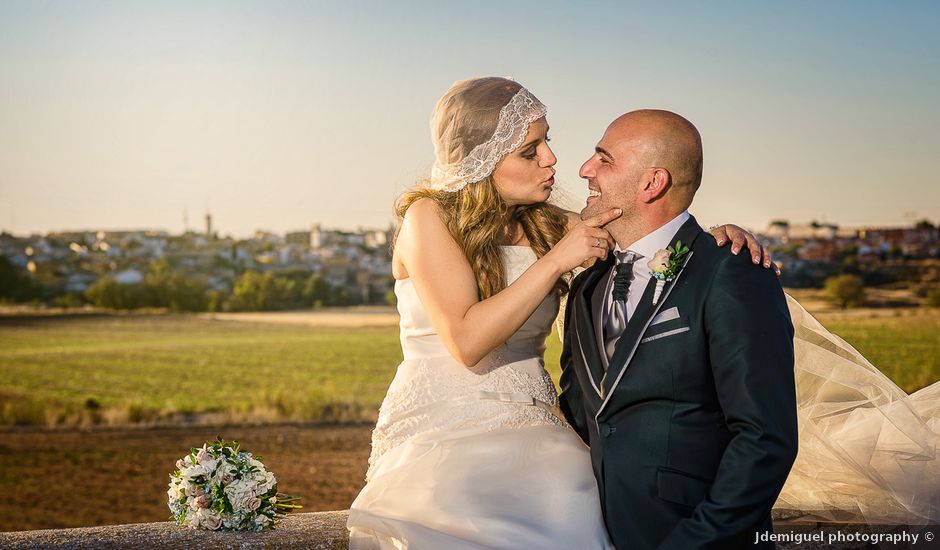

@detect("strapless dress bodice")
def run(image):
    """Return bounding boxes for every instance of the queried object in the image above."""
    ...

[368,246,566,476]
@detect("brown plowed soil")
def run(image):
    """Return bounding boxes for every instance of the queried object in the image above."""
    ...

[0,424,372,532]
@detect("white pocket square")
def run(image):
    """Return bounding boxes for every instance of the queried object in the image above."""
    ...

[640,326,690,344]
[650,307,680,326]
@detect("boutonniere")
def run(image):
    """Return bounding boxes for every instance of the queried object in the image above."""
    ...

[647,241,690,305]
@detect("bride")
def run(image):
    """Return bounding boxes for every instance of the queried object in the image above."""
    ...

[346,77,770,549]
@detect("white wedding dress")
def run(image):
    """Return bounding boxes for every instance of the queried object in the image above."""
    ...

[347,246,613,550]
[348,245,940,549]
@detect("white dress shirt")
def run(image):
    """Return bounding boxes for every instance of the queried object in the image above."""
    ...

[602,210,691,328]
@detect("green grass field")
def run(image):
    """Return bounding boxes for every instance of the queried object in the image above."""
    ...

[808,311,940,393]
[0,316,403,427]
[1,309,937,427]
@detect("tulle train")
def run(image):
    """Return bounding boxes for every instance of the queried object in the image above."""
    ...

[775,295,940,523]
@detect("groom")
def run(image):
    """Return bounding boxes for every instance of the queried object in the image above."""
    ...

[559,110,798,549]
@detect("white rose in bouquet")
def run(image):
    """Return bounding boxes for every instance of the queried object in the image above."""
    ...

[198,508,223,530]
[230,488,257,511]
[167,482,183,501]
[214,459,237,485]
[181,463,207,481]
[201,457,219,475]
[224,478,255,504]
[186,510,202,529]
[167,436,302,532]
[245,496,262,512]
[260,471,277,493]
[189,494,211,510]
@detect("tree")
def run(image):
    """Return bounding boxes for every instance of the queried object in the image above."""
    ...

[0,255,37,301]
[302,274,332,308]
[228,271,297,311]
[139,259,209,312]
[144,260,171,307]
[228,271,267,311]
[328,287,356,307]
[164,274,208,312]
[148,258,173,278]
[84,277,147,309]
[824,274,866,309]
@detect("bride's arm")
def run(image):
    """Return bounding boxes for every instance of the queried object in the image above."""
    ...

[397,199,619,368]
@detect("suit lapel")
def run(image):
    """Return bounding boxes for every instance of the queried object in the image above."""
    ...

[597,216,705,413]
[573,257,614,397]
[591,268,613,371]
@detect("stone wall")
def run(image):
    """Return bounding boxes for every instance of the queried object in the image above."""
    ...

[0,510,907,550]
[0,511,349,550]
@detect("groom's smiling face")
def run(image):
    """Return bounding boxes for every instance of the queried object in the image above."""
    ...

[579,118,653,223]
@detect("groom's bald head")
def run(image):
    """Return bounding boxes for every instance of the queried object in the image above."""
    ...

[608,109,703,209]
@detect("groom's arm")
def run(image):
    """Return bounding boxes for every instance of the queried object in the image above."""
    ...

[558,289,589,444]
[659,251,798,550]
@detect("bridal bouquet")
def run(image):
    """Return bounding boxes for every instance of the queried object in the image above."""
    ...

[167,437,302,531]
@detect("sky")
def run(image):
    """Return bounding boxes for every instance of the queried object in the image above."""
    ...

[1,0,938,238]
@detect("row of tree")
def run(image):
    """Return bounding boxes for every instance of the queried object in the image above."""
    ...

[777,256,933,289]
[0,255,363,312]
[81,260,361,312]
[5,254,939,312]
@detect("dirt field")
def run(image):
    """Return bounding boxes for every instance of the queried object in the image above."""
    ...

[0,424,371,532]
[199,307,399,328]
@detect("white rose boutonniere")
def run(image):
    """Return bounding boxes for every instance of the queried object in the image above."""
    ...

[647,240,690,305]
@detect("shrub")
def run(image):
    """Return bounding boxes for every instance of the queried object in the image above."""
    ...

[84,277,146,309]
[824,274,866,309]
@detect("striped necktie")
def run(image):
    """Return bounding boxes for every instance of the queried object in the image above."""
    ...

[604,251,639,362]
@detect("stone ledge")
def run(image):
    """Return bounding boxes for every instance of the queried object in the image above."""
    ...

[0,511,349,550]
[0,510,904,550]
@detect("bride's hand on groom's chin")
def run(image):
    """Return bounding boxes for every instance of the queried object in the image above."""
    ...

[546,208,622,273]
[710,224,781,276]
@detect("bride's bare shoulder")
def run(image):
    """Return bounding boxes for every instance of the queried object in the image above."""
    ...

[399,198,447,240]
[398,198,463,255]
[403,197,444,221]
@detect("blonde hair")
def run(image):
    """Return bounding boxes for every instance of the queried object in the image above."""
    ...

[396,77,569,300]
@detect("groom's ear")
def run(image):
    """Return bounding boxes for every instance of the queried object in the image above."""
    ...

[640,168,672,203]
